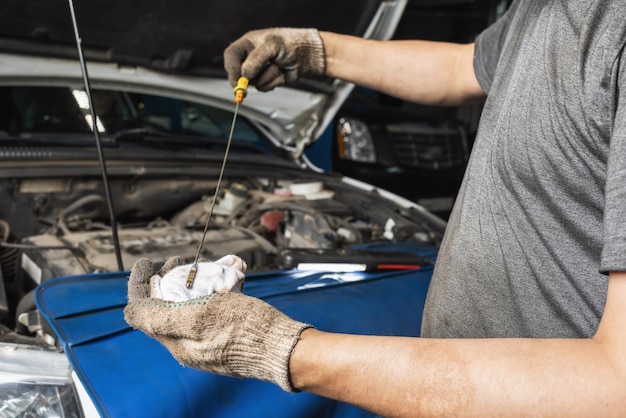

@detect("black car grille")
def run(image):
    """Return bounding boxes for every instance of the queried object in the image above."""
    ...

[387,124,468,170]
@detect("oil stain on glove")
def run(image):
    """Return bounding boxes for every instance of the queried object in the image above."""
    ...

[223,28,326,92]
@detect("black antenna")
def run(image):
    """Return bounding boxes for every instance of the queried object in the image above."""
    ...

[66,0,124,271]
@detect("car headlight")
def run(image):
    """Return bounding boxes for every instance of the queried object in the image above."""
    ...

[0,343,83,418]
[336,117,377,163]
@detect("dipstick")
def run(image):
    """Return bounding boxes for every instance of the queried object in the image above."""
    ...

[185,77,249,289]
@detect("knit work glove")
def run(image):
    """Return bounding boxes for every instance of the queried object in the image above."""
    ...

[123,256,312,392]
[223,28,326,91]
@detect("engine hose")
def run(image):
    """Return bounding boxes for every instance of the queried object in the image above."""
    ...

[0,246,17,284]
[57,194,105,233]
[0,220,9,242]
[15,288,36,335]
[223,197,258,225]
[0,220,17,282]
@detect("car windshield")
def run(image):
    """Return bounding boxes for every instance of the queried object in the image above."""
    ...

[0,86,262,145]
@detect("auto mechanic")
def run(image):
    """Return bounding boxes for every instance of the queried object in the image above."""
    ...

[124,1,626,416]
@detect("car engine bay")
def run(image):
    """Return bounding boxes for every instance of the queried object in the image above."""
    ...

[0,171,443,346]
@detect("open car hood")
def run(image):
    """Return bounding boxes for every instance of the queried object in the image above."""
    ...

[0,0,407,160]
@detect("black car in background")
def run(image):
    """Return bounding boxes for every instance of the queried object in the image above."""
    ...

[308,0,511,218]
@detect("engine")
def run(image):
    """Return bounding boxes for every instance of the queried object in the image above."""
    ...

[0,173,441,342]
[3,175,436,284]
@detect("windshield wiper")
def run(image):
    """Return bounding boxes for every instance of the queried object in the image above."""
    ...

[113,128,238,148]
[113,127,168,141]
[0,131,115,146]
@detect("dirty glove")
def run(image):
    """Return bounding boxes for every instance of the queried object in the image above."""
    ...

[224,28,326,91]
[124,256,312,392]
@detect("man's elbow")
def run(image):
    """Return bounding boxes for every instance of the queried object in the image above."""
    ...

[447,42,486,106]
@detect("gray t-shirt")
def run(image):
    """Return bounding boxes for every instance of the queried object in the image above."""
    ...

[421,0,626,339]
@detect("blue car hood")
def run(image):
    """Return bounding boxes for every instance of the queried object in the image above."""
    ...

[35,245,435,418]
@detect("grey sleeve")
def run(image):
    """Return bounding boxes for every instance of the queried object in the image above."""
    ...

[473,0,521,93]
[600,49,626,273]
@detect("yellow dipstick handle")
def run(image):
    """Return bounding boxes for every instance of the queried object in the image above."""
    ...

[234,77,249,103]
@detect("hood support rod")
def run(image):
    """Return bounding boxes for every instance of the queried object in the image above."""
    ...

[66,0,124,271]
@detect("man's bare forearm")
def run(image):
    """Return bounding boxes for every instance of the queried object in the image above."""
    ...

[320,32,486,106]
[290,329,625,418]
[290,273,626,417]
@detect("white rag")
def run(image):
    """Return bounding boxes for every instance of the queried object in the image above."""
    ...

[152,254,247,302]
